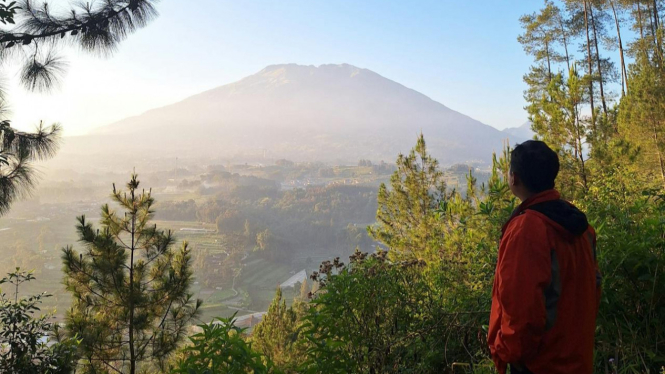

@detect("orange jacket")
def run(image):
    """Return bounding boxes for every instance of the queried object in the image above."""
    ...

[488,190,601,374]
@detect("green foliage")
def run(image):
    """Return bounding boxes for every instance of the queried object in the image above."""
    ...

[0,0,159,91]
[0,0,160,217]
[580,171,665,373]
[618,52,665,188]
[172,314,278,374]
[300,252,443,374]
[6,2,664,373]
[518,0,569,81]
[0,269,78,374]
[61,174,202,374]
[157,200,198,221]
[519,2,665,370]
[183,182,377,287]
[368,133,448,262]
[251,287,308,373]
[254,125,663,373]
[299,248,497,374]
[272,138,517,374]
[527,66,591,197]
[217,209,248,236]
[0,120,61,216]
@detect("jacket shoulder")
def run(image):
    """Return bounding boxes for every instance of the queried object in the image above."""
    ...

[505,211,550,234]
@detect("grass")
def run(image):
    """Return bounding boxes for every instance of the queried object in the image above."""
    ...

[241,258,291,287]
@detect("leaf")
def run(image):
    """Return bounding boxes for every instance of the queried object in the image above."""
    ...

[638,273,652,282]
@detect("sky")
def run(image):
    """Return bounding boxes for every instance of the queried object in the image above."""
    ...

[6,0,541,136]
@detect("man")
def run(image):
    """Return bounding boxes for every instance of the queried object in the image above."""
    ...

[488,141,601,374]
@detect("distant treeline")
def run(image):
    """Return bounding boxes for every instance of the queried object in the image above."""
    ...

[156,176,378,264]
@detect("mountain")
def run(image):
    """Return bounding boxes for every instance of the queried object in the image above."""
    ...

[502,122,535,141]
[64,64,526,166]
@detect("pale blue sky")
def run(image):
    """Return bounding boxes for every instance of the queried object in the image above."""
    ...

[9,0,541,135]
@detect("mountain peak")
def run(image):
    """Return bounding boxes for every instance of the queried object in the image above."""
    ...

[253,63,373,82]
[502,121,535,141]
[260,63,362,72]
[86,63,522,165]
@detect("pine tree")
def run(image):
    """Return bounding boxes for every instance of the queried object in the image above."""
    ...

[252,286,307,373]
[519,1,569,82]
[588,1,613,116]
[618,54,665,188]
[529,66,592,196]
[520,1,574,107]
[609,0,630,95]
[566,0,620,126]
[61,174,202,374]
[566,0,600,127]
[368,134,448,262]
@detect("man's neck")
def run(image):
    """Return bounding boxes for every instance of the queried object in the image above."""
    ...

[518,191,536,203]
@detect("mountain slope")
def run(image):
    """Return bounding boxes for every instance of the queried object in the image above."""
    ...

[67,64,524,165]
[502,122,535,141]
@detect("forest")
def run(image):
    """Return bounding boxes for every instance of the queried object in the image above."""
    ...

[0,0,664,373]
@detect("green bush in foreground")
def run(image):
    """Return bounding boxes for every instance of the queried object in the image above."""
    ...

[173,315,278,374]
[0,269,78,374]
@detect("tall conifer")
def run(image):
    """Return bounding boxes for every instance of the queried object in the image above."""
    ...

[252,286,307,373]
[368,134,447,262]
[619,54,665,187]
[61,174,202,374]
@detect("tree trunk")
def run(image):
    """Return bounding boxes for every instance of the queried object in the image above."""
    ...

[653,0,663,60]
[558,17,572,73]
[590,4,609,116]
[574,103,589,192]
[584,1,597,130]
[546,39,552,81]
[611,0,628,95]
[653,123,665,188]
[650,1,657,40]
[658,150,665,188]
[654,0,660,30]
[129,188,136,374]
[638,1,645,39]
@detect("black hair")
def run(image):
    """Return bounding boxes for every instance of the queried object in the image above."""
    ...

[510,140,559,193]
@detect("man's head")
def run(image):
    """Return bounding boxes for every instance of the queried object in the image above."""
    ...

[509,140,559,201]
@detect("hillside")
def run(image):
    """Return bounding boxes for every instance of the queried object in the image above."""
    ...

[63,64,525,166]
[502,121,535,140]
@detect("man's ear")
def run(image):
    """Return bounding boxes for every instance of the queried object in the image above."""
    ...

[511,172,520,186]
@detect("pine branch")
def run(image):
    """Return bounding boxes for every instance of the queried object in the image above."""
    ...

[3,0,157,46]
[0,0,158,91]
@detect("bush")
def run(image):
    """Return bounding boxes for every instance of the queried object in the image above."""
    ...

[580,171,665,372]
[299,252,486,374]
[172,314,278,374]
[0,269,79,374]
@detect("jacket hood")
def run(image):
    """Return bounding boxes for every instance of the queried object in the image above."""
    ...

[502,190,589,237]
[526,199,589,237]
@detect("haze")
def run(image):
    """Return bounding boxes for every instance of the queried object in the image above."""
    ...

[0,2,542,320]
[6,0,537,136]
